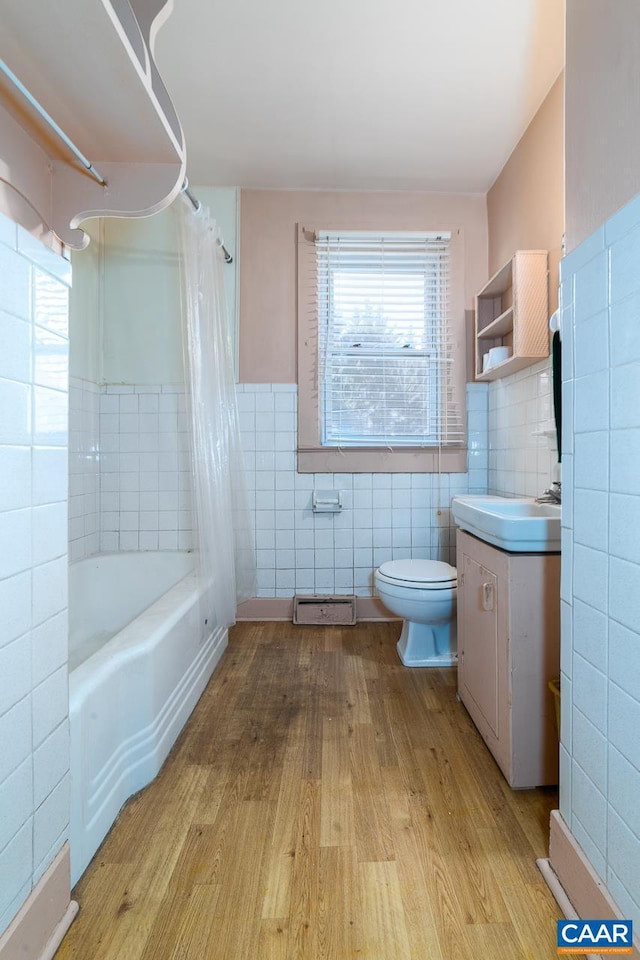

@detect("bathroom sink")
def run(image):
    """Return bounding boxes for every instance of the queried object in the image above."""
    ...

[451,495,561,553]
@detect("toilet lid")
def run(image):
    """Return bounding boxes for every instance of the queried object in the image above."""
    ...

[377,559,456,584]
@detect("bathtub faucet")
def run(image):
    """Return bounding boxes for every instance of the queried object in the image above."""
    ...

[536,481,561,504]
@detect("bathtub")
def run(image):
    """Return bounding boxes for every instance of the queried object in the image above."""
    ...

[68,551,227,885]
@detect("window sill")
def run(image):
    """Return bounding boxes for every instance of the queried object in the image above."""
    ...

[297,446,467,474]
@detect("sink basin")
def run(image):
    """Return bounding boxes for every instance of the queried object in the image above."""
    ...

[451,495,561,553]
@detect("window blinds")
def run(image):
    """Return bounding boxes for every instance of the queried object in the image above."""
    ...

[316,231,463,448]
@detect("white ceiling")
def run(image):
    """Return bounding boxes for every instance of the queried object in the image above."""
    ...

[155,0,564,193]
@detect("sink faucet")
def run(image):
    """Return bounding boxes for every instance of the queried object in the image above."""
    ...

[536,481,561,504]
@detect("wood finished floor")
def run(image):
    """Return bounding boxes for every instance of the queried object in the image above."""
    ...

[57,622,576,960]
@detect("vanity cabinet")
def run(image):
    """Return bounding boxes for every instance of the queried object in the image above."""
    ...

[456,529,560,788]
[475,249,549,381]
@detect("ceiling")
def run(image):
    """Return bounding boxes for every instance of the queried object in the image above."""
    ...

[154,0,564,193]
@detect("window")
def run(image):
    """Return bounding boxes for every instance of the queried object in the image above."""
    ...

[316,231,462,449]
[297,224,467,473]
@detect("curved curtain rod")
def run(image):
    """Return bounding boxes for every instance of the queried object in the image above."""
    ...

[181,180,233,264]
[0,58,107,186]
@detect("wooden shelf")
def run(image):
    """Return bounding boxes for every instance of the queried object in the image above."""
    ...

[474,354,540,382]
[474,250,549,381]
[477,306,514,340]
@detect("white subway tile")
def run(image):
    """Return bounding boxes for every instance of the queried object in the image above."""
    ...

[574,371,609,434]
[31,556,67,628]
[573,489,608,552]
[33,719,69,809]
[573,543,608,614]
[610,223,640,305]
[157,511,176,532]
[609,556,640,634]
[561,227,605,282]
[0,379,31,446]
[0,757,33,850]
[33,773,69,868]
[573,432,608,491]
[0,508,32,580]
[573,707,607,794]
[32,664,67,749]
[611,361,640,429]
[157,531,177,550]
[32,502,67,566]
[607,807,640,909]
[608,678,640,771]
[0,312,31,385]
[609,493,640,564]
[33,325,67,392]
[0,819,32,924]
[573,600,607,673]
[31,611,67,688]
[275,569,295,589]
[609,745,640,842]
[608,620,640,703]
[571,761,607,863]
[275,530,294,550]
[138,531,158,551]
[0,446,31,512]
[610,291,640,369]
[99,532,118,552]
[315,570,335,592]
[573,652,608,736]
[574,253,609,324]
[0,697,31,783]
[0,635,31,717]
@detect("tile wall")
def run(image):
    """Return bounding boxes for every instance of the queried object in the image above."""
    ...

[98,385,193,552]
[488,358,559,498]
[0,213,71,935]
[238,382,488,598]
[67,383,193,556]
[68,377,100,561]
[559,192,640,929]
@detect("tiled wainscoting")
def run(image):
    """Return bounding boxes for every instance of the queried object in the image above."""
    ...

[68,379,100,561]
[488,357,559,498]
[0,214,72,934]
[558,193,640,930]
[237,383,489,599]
[68,382,193,558]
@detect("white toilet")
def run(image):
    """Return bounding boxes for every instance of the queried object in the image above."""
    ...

[374,559,457,667]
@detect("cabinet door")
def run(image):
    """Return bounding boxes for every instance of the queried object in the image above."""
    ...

[459,553,499,737]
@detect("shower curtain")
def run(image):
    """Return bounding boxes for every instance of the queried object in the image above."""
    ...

[178,199,256,628]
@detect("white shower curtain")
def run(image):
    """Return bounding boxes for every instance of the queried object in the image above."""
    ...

[178,199,256,628]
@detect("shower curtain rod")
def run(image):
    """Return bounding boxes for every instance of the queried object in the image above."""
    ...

[181,181,233,263]
[0,58,107,185]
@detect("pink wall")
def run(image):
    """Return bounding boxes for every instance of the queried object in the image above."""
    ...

[566,0,640,251]
[487,74,564,313]
[239,189,488,383]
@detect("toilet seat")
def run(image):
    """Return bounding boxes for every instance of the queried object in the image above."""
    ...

[376,559,456,588]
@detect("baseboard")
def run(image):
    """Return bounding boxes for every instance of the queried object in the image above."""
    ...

[236,596,398,622]
[547,810,640,959]
[0,845,78,960]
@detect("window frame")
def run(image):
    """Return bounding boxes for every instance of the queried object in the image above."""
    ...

[297,223,468,473]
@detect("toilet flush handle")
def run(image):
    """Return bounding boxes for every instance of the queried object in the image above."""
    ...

[482,581,494,612]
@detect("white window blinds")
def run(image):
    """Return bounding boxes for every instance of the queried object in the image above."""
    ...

[316,231,463,448]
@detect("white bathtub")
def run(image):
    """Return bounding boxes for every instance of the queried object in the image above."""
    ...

[68,551,227,885]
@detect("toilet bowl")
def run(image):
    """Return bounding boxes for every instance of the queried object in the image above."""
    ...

[374,559,457,667]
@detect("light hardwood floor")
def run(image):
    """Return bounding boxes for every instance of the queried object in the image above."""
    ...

[57,622,576,960]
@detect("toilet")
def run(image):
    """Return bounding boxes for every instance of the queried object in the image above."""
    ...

[374,559,457,667]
